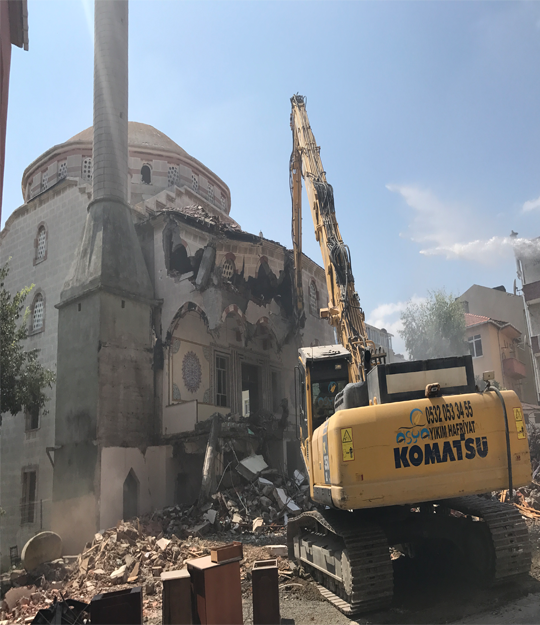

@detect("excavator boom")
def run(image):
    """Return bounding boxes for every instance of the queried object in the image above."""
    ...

[290,94,380,382]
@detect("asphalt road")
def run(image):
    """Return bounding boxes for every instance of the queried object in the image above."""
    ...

[250,591,540,625]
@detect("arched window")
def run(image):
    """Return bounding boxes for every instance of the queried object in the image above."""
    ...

[141,164,151,185]
[168,166,179,187]
[35,225,47,263]
[32,293,44,332]
[222,259,235,281]
[309,281,319,317]
[82,157,92,181]
[170,244,192,274]
[123,469,139,520]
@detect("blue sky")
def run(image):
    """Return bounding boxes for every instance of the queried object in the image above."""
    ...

[4,0,540,354]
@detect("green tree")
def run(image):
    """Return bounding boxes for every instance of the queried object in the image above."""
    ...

[400,290,469,360]
[0,263,55,419]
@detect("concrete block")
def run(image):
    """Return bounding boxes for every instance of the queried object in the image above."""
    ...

[203,509,217,524]
[266,545,287,558]
[252,517,264,534]
[236,454,268,481]
[195,246,216,290]
[4,586,33,611]
[273,488,288,509]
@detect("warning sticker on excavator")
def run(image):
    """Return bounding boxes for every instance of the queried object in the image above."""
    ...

[341,428,354,461]
[514,408,526,439]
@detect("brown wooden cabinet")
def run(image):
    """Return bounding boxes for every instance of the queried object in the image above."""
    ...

[186,556,243,625]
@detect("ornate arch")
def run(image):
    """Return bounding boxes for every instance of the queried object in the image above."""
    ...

[221,304,247,326]
[254,316,278,347]
[167,301,209,342]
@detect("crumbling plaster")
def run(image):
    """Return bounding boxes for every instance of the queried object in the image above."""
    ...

[142,205,334,442]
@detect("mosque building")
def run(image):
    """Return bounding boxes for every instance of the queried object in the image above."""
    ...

[0,2,332,565]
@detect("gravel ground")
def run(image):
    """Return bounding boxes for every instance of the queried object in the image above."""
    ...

[238,519,540,625]
[143,518,540,625]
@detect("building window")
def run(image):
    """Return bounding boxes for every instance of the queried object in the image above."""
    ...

[168,166,178,187]
[58,161,67,180]
[141,164,151,184]
[222,259,235,281]
[123,469,139,520]
[191,174,199,192]
[272,371,281,413]
[468,334,483,358]
[32,293,44,332]
[220,194,226,211]
[309,281,319,317]
[21,470,37,524]
[82,157,92,181]
[241,362,261,416]
[216,355,229,407]
[41,172,48,192]
[36,226,47,263]
[25,405,40,431]
[208,184,214,202]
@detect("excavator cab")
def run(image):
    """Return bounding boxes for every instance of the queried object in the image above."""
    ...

[297,345,351,440]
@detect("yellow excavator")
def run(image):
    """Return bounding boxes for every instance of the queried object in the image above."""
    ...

[288,94,532,614]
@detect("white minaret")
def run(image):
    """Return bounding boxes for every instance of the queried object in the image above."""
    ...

[60,0,152,302]
[93,0,128,202]
[54,0,155,554]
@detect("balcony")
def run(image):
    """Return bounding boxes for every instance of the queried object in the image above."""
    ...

[522,281,540,304]
[502,357,526,380]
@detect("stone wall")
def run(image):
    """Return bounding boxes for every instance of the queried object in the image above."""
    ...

[0,181,90,571]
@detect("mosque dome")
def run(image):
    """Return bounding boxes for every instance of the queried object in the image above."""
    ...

[21,122,231,214]
[67,122,190,158]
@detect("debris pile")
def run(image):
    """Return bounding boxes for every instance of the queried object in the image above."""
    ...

[491,425,540,518]
[0,463,311,623]
[150,204,243,235]
[0,530,302,623]
[166,463,311,537]
[528,425,540,477]
[495,483,540,519]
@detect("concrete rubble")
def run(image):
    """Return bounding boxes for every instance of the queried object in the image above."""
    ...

[491,425,540,517]
[0,467,310,623]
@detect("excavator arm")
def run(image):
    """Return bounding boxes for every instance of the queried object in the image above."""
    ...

[290,94,379,382]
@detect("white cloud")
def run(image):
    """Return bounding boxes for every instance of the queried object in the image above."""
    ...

[387,183,525,265]
[522,195,540,212]
[419,235,517,263]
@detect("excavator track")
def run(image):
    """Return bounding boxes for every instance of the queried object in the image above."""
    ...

[441,496,531,583]
[287,509,393,615]
[287,496,530,616]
